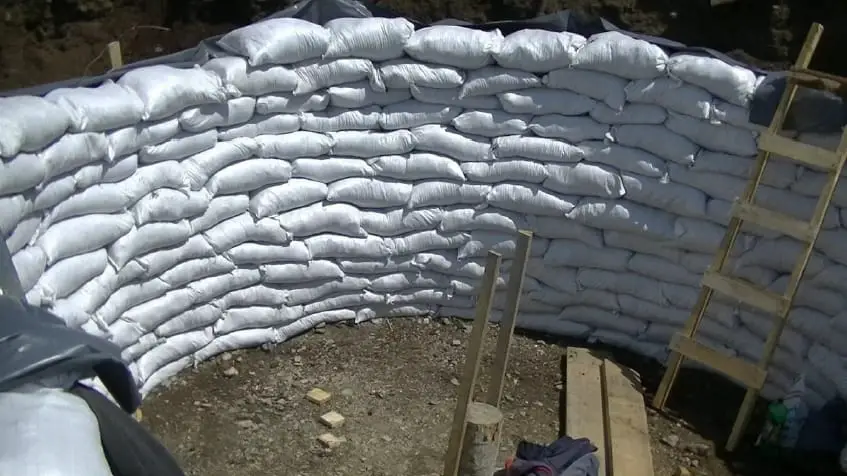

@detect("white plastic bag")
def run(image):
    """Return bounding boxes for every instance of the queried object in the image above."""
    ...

[572,31,668,79]
[45,80,145,132]
[202,56,299,96]
[404,25,503,69]
[0,96,70,156]
[117,65,228,121]
[493,29,585,73]
[217,18,331,66]
[323,17,415,61]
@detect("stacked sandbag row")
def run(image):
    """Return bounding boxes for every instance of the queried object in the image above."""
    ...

[0,17,844,404]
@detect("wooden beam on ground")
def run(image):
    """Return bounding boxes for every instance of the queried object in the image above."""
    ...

[486,230,533,408]
[565,348,607,476]
[108,41,123,70]
[442,251,502,476]
[602,359,654,476]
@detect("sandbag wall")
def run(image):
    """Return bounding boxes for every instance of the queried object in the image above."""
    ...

[1,18,845,404]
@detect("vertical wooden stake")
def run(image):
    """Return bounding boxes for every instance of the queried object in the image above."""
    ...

[443,251,502,476]
[108,41,123,70]
[486,230,533,408]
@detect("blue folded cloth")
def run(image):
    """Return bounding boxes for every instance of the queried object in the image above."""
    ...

[506,435,600,476]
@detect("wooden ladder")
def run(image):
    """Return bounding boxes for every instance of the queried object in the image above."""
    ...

[652,22,847,452]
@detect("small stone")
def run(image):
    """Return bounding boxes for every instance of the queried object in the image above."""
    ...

[221,352,232,362]
[684,442,710,456]
[450,377,460,386]
[236,419,258,430]
[661,434,680,448]
[320,411,346,429]
[554,383,563,391]
[341,388,354,397]
[293,355,303,365]
[306,388,332,405]
[428,400,439,406]
[675,466,692,476]
[223,367,239,377]
[451,339,462,346]
[381,435,392,442]
[317,433,345,449]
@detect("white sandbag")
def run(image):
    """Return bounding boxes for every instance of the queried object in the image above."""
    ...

[461,160,547,184]
[410,125,491,162]
[6,215,40,254]
[308,291,385,314]
[498,89,596,116]
[492,135,584,163]
[580,141,666,179]
[387,230,470,255]
[414,251,484,279]
[572,31,668,79]
[458,231,548,260]
[261,260,344,284]
[118,65,227,120]
[323,17,415,61]
[256,92,329,113]
[667,53,758,106]
[28,249,108,306]
[293,58,379,95]
[36,213,135,265]
[183,138,259,189]
[188,268,263,305]
[30,175,77,213]
[77,153,138,187]
[39,132,109,181]
[525,215,604,247]
[621,172,707,217]
[328,80,411,108]
[546,239,631,271]
[301,106,381,132]
[215,305,303,335]
[132,189,211,225]
[451,110,529,137]
[378,59,465,89]
[493,29,585,72]
[691,150,795,189]
[604,230,682,262]
[370,153,464,181]
[360,207,444,237]
[202,56,299,96]
[206,158,292,196]
[155,304,223,337]
[224,241,311,265]
[567,199,677,239]
[566,306,647,336]
[671,217,728,253]
[306,234,390,259]
[379,101,462,130]
[543,68,628,111]
[544,162,626,198]
[217,18,330,66]
[0,387,114,476]
[139,129,218,164]
[178,97,256,133]
[439,207,525,233]
[0,153,47,197]
[278,202,366,237]
[136,328,214,382]
[369,271,450,293]
[627,253,702,287]
[107,117,180,159]
[411,85,501,109]
[758,186,839,229]
[0,96,70,155]
[405,26,503,69]
[189,194,249,234]
[668,163,745,203]
[614,124,698,165]
[665,112,758,157]
[47,263,117,318]
[158,256,236,289]
[95,278,172,326]
[108,220,192,269]
[13,246,47,293]
[528,115,610,143]
[326,177,413,208]
[249,178,328,218]
[203,212,289,253]
[461,67,540,99]
[625,77,713,120]
[256,131,333,159]
[737,237,827,276]
[0,194,31,233]
[329,130,416,157]
[709,100,760,130]
[525,261,578,294]
[292,157,374,182]
[45,80,145,132]
[488,183,576,215]
[194,328,279,363]
[590,103,668,125]
[342,256,417,275]
[579,268,667,306]
[218,113,301,141]
[407,181,490,208]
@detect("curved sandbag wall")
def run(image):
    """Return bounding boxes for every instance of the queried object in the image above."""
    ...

[1,18,845,406]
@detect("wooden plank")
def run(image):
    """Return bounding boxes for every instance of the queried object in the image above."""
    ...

[486,230,532,408]
[669,334,767,390]
[565,348,607,476]
[107,41,123,69]
[731,201,814,242]
[442,251,501,476]
[701,270,787,315]
[602,359,654,476]
[758,132,839,170]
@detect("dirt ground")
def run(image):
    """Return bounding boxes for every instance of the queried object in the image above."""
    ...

[2,0,847,91]
[140,318,841,476]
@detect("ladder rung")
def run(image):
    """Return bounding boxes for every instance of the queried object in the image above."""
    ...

[789,67,847,90]
[758,132,840,170]
[701,270,788,315]
[731,200,815,242]
[670,333,767,390]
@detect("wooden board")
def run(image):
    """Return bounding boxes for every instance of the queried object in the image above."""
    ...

[602,359,654,476]
[565,348,607,476]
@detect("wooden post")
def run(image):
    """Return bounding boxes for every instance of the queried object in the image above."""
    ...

[108,41,123,70]
[443,251,502,476]
[458,402,504,476]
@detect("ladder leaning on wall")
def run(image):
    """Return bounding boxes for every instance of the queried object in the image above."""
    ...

[652,22,847,452]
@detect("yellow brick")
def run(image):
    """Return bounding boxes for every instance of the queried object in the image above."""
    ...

[306,388,332,405]
[319,411,345,429]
